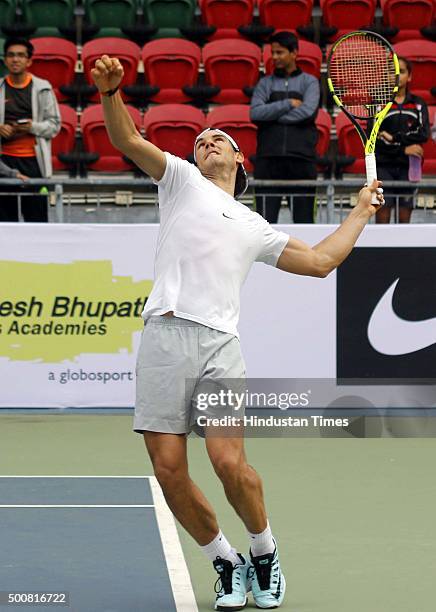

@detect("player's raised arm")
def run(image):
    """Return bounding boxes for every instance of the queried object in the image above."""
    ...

[277,180,384,277]
[91,55,166,180]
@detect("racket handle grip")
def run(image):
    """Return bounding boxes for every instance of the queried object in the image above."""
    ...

[365,153,379,205]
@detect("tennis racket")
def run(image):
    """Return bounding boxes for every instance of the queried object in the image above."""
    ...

[327,31,400,203]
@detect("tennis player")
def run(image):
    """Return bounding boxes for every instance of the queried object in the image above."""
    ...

[92,56,383,611]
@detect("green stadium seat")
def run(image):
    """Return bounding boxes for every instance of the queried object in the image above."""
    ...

[143,0,196,38]
[0,0,17,32]
[21,0,75,38]
[84,0,138,38]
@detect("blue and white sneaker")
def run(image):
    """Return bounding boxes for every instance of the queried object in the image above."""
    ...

[213,553,250,611]
[249,541,286,609]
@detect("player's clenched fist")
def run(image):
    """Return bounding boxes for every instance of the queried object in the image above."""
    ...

[91,55,124,93]
[357,179,385,215]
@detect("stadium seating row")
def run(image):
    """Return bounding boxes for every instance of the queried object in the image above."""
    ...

[53,103,329,173]
[53,103,436,175]
[1,36,434,105]
[0,0,434,43]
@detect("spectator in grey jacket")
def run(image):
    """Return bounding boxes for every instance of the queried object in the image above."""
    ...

[0,37,60,222]
[250,32,320,223]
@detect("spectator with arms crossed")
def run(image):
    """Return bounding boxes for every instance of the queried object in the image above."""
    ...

[250,32,320,223]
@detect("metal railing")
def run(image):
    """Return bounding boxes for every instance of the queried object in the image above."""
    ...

[1,178,435,223]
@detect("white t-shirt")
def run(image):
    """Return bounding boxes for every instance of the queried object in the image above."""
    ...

[142,153,289,337]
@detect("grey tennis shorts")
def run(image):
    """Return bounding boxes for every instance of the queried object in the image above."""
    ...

[134,316,246,435]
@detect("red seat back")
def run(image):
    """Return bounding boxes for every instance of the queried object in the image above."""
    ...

[320,0,376,29]
[423,105,436,175]
[82,38,141,102]
[315,108,331,157]
[30,37,77,102]
[258,0,313,29]
[52,104,77,171]
[143,104,206,159]
[381,0,434,29]
[200,0,254,28]
[395,40,436,104]
[203,39,261,103]
[263,40,322,79]
[81,104,142,172]
[206,104,257,171]
[335,111,365,173]
[142,38,201,104]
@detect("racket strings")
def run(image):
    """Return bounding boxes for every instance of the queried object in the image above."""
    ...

[329,34,397,118]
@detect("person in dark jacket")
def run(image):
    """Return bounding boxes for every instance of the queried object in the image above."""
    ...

[375,56,430,223]
[250,31,320,223]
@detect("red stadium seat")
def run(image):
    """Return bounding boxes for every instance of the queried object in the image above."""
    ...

[82,38,141,103]
[81,104,142,172]
[315,108,332,158]
[314,108,332,173]
[143,104,206,159]
[206,104,257,171]
[199,0,254,40]
[202,39,261,103]
[381,0,435,42]
[52,104,77,171]
[335,111,365,173]
[30,37,77,102]
[142,38,201,104]
[263,40,322,79]
[320,0,376,41]
[395,40,436,104]
[258,0,313,31]
[422,105,436,175]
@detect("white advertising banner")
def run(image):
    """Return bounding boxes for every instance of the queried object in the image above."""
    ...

[0,223,435,407]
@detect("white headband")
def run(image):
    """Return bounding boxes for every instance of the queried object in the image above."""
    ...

[193,128,240,162]
[193,128,248,199]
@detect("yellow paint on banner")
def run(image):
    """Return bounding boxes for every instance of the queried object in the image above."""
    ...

[0,261,152,362]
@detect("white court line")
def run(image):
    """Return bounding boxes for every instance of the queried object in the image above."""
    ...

[0,477,155,507]
[0,475,149,478]
[0,504,154,508]
[150,476,199,612]
[1,475,199,612]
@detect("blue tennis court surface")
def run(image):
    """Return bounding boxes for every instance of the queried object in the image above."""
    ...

[0,477,188,611]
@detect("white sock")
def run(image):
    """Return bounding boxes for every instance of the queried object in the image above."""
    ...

[201,530,241,566]
[248,520,275,557]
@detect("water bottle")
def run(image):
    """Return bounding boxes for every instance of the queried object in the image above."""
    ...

[408,155,422,182]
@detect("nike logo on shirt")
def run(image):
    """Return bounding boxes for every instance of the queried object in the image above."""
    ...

[367,278,436,355]
[222,213,236,219]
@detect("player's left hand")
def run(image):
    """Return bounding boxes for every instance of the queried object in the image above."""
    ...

[357,179,384,216]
